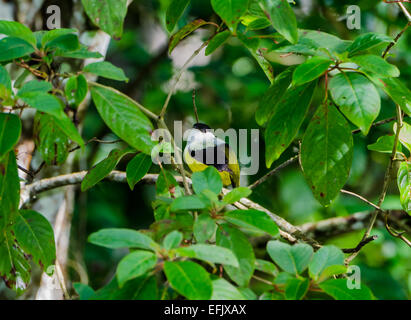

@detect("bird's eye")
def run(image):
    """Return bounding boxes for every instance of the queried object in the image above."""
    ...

[191,150,195,157]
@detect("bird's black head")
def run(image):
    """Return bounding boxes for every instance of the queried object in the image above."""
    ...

[193,123,211,132]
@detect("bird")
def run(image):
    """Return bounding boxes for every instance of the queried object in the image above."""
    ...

[183,90,240,187]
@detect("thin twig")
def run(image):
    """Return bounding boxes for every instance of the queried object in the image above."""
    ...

[340,189,382,211]
[342,235,378,254]
[382,21,411,58]
[384,211,411,246]
[192,89,199,123]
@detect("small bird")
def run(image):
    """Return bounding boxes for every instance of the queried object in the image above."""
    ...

[183,91,240,187]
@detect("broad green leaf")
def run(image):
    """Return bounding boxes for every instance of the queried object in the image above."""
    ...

[41,28,77,48]
[301,104,353,206]
[18,80,52,95]
[176,244,239,267]
[18,92,63,118]
[170,195,208,211]
[84,61,128,82]
[162,230,183,250]
[169,19,211,54]
[216,224,255,286]
[0,37,35,62]
[0,231,31,294]
[260,0,298,44]
[223,187,251,204]
[88,228,157,250]
[241,15,271,30]
[90,85,155,155]
[52,111,84,149]
[397,161,411,215]
[0,20,36,47]
[224,209,279,236]
[81,148,133,191]
[0,113,21,158]
[351,54,399,78]
[239,287,257,300]
[193,213,216,243]
[126,153,152,190]
[164,260,212,300]
[0,151,20,231]
[116,251,157,287]
[259,291,284,300]
[318,265,347,282]
[319,279,374,300]
[34,112,69,165]
[45,34,80,52]
[65,74,88,108]
[292,56,332,85]
[0,65,12,91]
[267,240,313,275]
[211,278,245,300]
[192,166,223,195]
[329,72,380,135]
[255,67,293,126]
[166,0,190,32]
[265,81,317,167]
[255,259,278,276]
[211,0,248,32]
[56,46,103,59]
[81,0,128,39]
[285,278,310,300]
[73,283,95,300]
[347,32,392,57]
[370,77,411,116]
[205,30,231,56]
[308,245,344,280]
[395,122,411,152]
[367,135,402,154]
[14,210,56,273]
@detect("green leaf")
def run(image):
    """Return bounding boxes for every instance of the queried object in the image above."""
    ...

[395,122,411,152]
[156,170,182,197]
[329,72,380,135]
[18,92,63,118]
[169,19,211,54]
[241,15,271,30]
[255,67,293,126]
[193,213,216,243]
[88,228,157,250]
[0,37,35,62]
[292,56,332,85]
[176,244,239,267]
[239,287,257,300]
[285,278,310,300]
[13,210,56,273]
[301,104,353,206]
[45,34,80,52]
[41,28,77,48]
[0,20,36,48]
[84,61,128,82]
[367,135,401,154]
[223,187,251,204]
[162,230,183,250]
[224,209,279,236]
[116,251,157,287]
[0,151,20,231]
[56,46,103,59]
[205,30,231,56]
[319,279,374,300]
[65,74,88,108]
[166,0,191,32]
[164,260,212,300]
[192,166,223,195]
[216,224,255,286]
[351,54,399,78]
[126,153,152,190]
[211,278,245,300]
[260,0,298,44]
[0,65,12,91]
[255,259,278,276]
[81,148,133,191]
[265,81,317,167]
[259,290,284,300]
[73,283,95,300]
[267,240,313,275]
[211,0,248,32]
[0,230,31,294]
[81,0,128,39]
[170,195,208,211]
[308,245,344,280]
[18,80,52,95]
[347,32,392,57]
[397,161,411,215]
[0,113,21,158]
[90,85,155,155]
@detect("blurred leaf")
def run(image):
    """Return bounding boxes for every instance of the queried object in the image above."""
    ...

[285,278,309,300]
[397,161,411,215]
[395,122,411,152]
[0,20,36,48]
[224,209,279,236]
[292,56,332,85]
[0,37,35,62]
[308,245,344,280]
[117,250,157,287]
[211,0,248,32]
[367,135,401,154]
[73,283,95,300]
[192,166,223,195]
[0,65,11,91]
[164,260,212,300]
[176,244,239,267]
[162,230,183,250]
[18,80,52,95]
[255,259,278,276]
[41,28,77,48]
[211,278,245,300]
[267,241,313,275]
[126,153,152,190]
[169,19,211,54]
[206,30,231,56]
[45,34,80,52]
[84,61,128,82]
[14,210,56,274]
[170,195,208,211]
[193,213,216,243]
[329,72,380,135]
[88,228,157,250]
[65,74,88,108]
[351,55,399,78]
[347,33,392,57]
[223,187,251,204]
[0,113,21,158]
[319,279,374,300]
[166,0,191,32]
[301,104,353,206]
